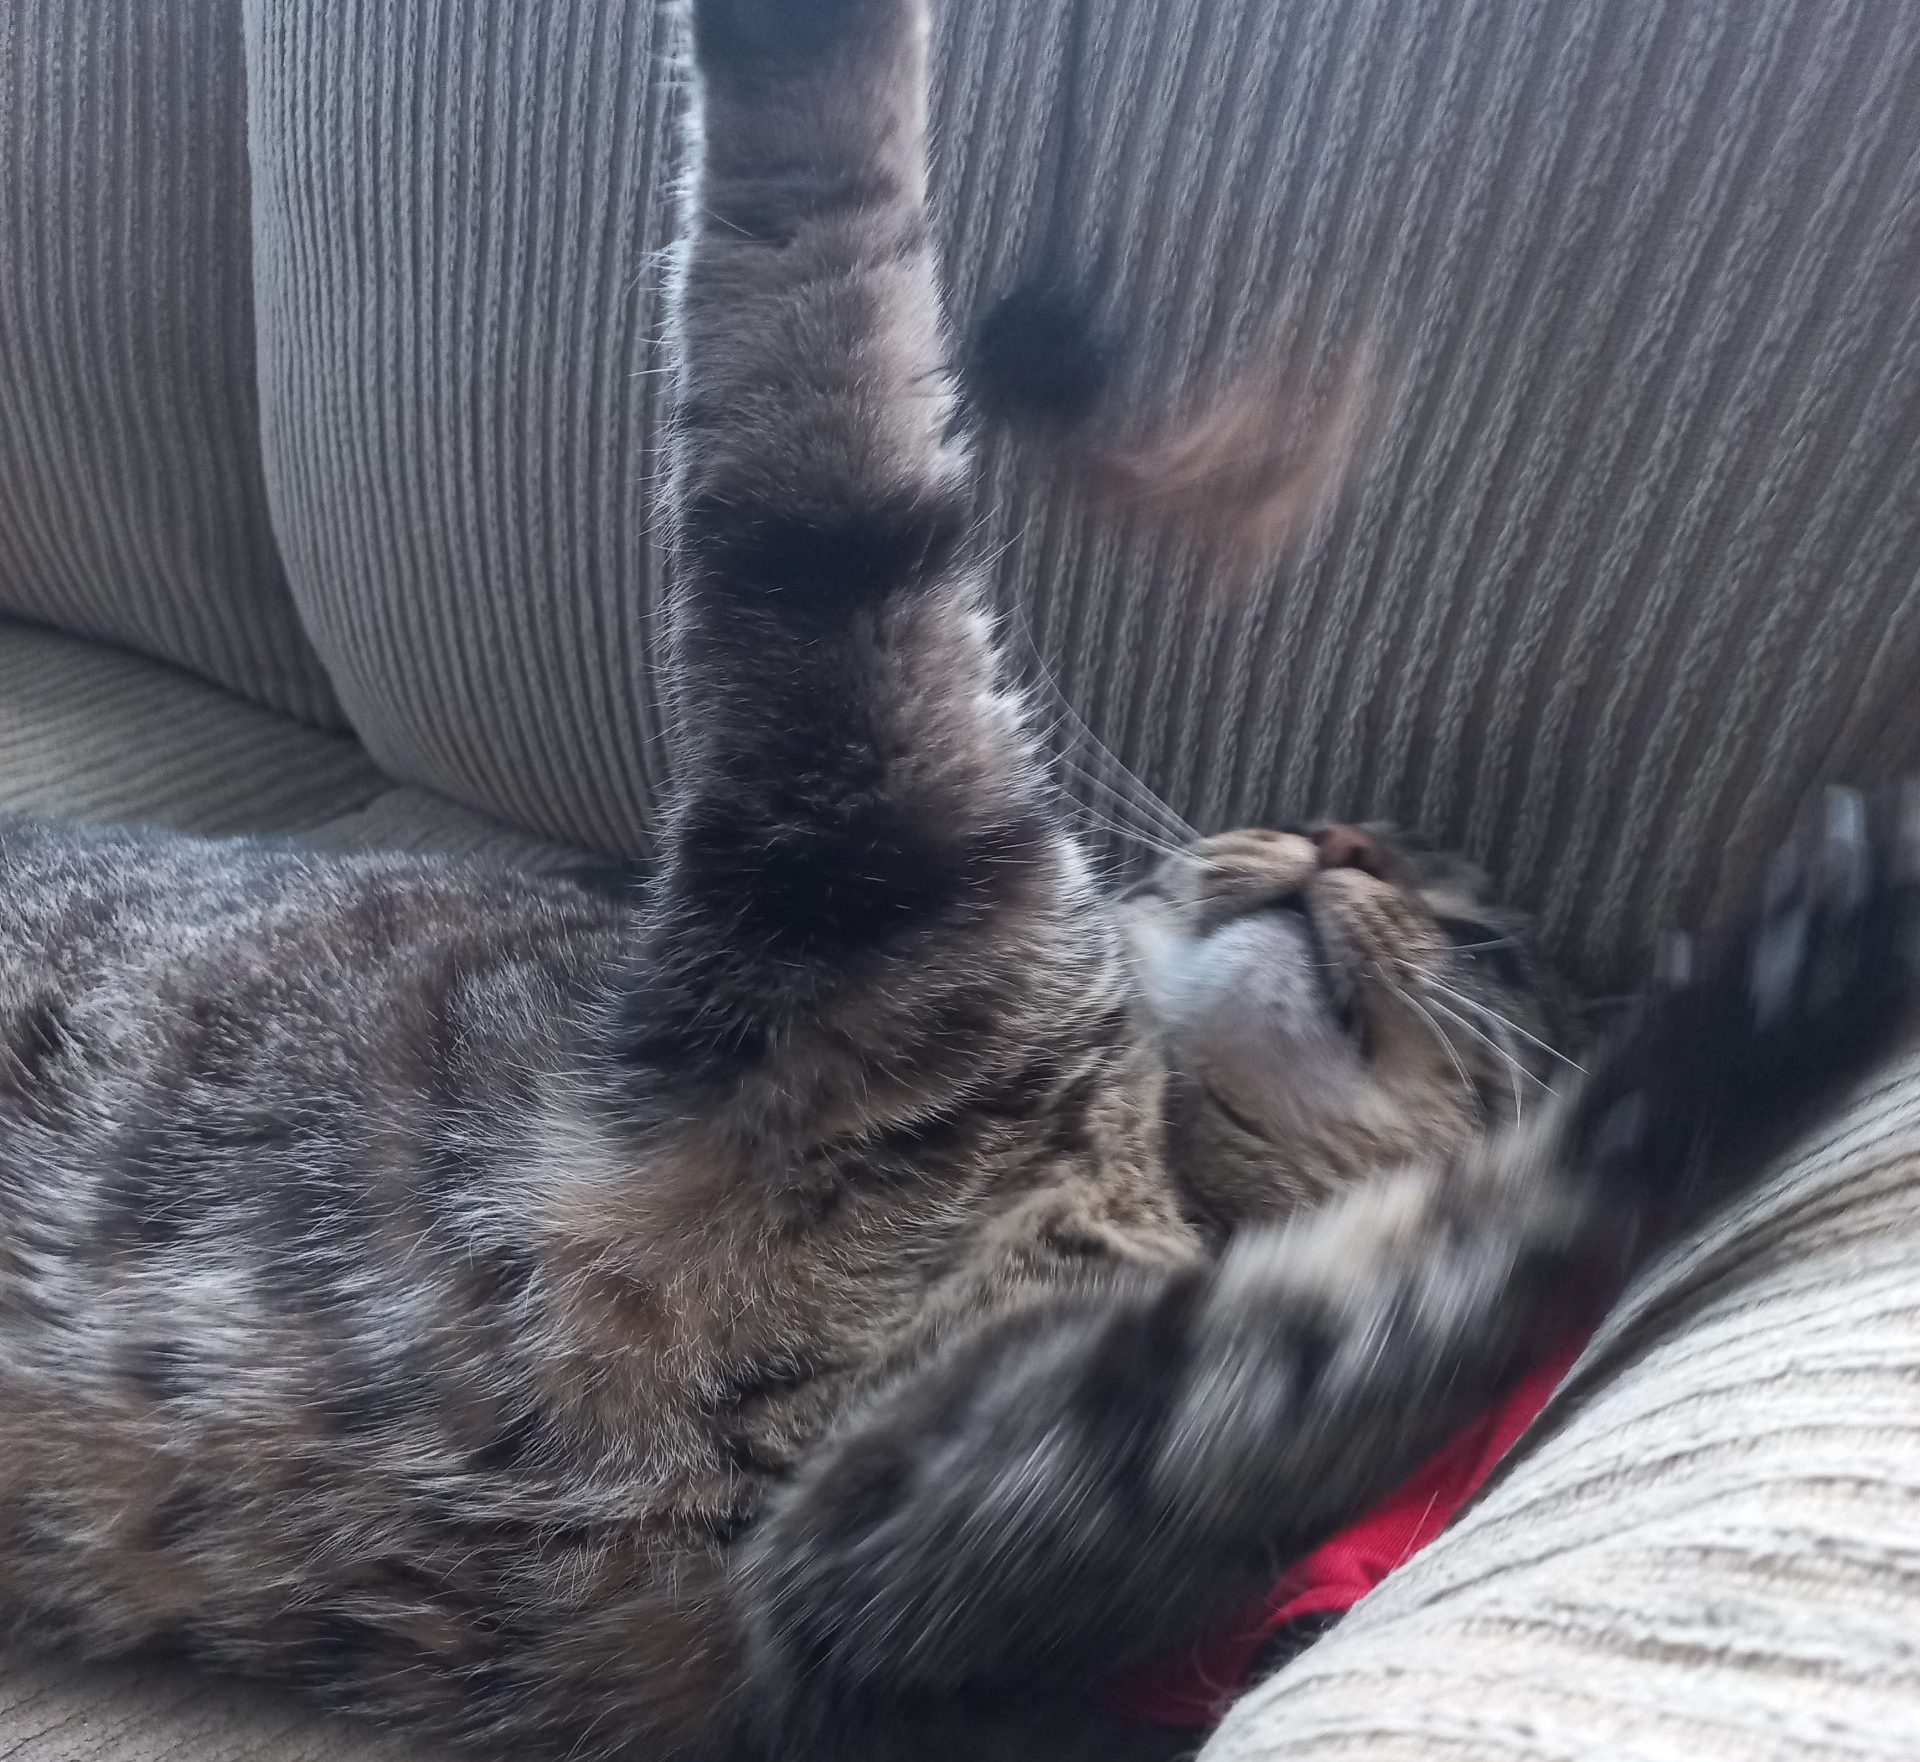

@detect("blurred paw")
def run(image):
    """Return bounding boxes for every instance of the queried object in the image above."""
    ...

[1743,785,1920,1038]
[1570,784,1920,1211]
[691,0,902,77]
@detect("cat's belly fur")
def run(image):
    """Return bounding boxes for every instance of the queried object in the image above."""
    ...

[0,820,1175,1753]
[0,821,762,1745]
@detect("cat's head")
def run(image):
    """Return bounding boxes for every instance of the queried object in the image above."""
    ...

[1118,825,1567,1230]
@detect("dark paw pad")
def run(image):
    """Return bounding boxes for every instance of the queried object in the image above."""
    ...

[692,0,884,78]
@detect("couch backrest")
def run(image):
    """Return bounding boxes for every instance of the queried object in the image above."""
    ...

[243,0,1920,991]
[14,0,1920,994]
[243,0,682,854]
[0,0,340,728]
[942,0,1920,989]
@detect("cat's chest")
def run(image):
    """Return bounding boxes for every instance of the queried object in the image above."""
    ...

[520,1080,1189,1493]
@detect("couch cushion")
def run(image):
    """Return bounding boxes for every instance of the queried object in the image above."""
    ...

[244,0,1920,991]
[0,622,378,832]
[0,620,567,867]
[243,0,682,853]
[0,1655,425,1762]
[1201,1043,1920,1762]
[0,0,340,727]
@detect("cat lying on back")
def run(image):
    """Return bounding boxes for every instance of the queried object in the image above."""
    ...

[1,4,1916,1761]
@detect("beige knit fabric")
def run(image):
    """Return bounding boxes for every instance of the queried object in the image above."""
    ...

[1202,1046,1920,1762]
[244,0,1920,991]
[0,1656,420,1762]
[0,620,568,867]
[0,0,339,727]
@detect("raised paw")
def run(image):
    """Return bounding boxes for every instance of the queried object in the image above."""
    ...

[1570,783,1920,1217]
[1694,783,1920,1089]
[690,0,913,80]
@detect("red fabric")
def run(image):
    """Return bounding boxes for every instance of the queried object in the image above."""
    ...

[1107,1336,1588,1728]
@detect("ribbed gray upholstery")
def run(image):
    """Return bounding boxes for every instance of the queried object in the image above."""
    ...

[0,0,340,727]
[243,0,681,854]
[245,0,1920,991]
[0,620,570,867]
[943,0,1920,991]
[0,622,380,834]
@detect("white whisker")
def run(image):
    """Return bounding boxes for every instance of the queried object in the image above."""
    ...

[1416,986,1535,1124]
[1005,600,1200,846]
[1370,964,1476,1103]
[1423,974,1585,1075]
[1057,756,1192,864]
[1056,776,1190,865]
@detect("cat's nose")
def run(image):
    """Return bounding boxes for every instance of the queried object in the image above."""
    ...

[1312,823,1381,875]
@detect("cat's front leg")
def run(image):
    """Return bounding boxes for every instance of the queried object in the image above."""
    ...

[737,785,1920,1748]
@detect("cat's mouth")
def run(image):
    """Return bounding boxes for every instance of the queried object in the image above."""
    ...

[1255,896,1365,1045]
[1125,887,1376,1070]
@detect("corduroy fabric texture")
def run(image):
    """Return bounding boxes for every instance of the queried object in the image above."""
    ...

[945,0,1920,994]
[0,622,380,834]
[244,0,1920,993]
[243,0,682,855]
[0,0,341,727]
[0,620,571,866]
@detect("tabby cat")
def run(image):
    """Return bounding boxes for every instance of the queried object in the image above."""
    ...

[1,4,1914,1761]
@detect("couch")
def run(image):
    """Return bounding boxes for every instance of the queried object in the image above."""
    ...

[4,0,1919,1756]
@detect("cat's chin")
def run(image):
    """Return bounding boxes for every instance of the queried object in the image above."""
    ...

[1130,903,1356,1035]
[1126,908,1376,1132]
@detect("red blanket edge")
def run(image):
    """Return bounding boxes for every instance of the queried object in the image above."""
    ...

[1106,1334,1589,1728]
